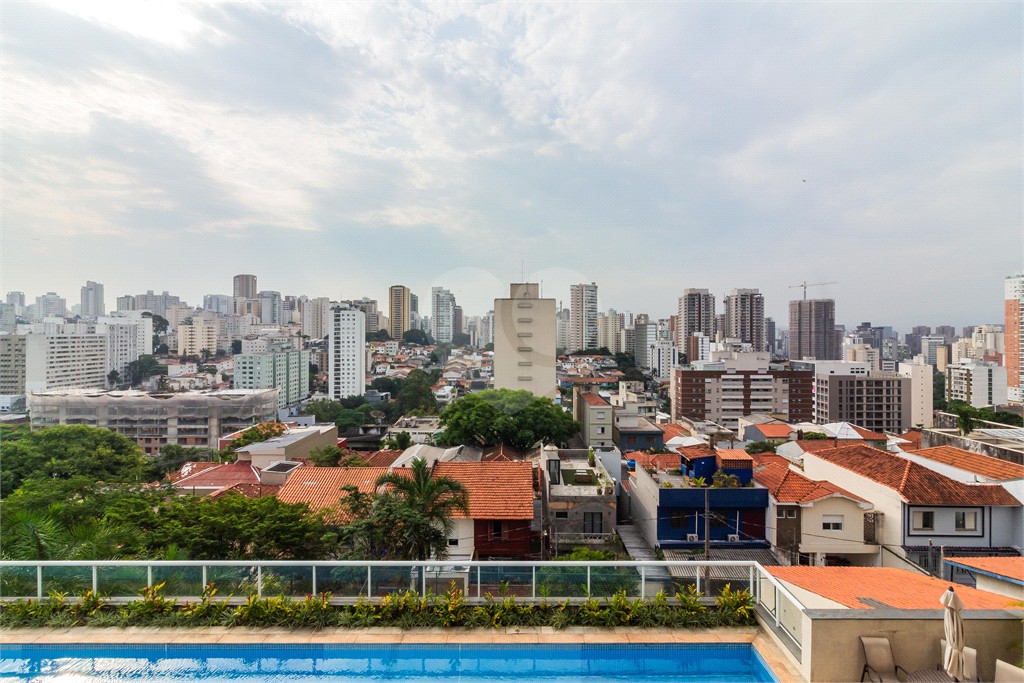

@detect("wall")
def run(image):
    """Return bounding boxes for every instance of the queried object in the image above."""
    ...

[801,611,1023,683]
[974,574,1024,601]
[921,428,1023,465]
[799,496,876,557]
[473,518,531,558]
[447,518,475,557]
[630,465,663,548]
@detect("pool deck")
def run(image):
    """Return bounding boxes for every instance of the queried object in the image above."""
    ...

[0,626,805,682]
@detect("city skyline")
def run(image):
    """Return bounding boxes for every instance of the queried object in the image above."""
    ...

[2,2,1019,330]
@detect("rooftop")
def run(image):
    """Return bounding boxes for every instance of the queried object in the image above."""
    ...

[944,556,1024,584]
[432,461,535,519]
[234,426,334,453]
[275,466,389,510]
[172,461,261,489]
[580,392,609,406]
[766,566,1012,610]
[753,463,870,506]
[756,424,793,438]
[809,444,1019,506]
[911,445,1024,481]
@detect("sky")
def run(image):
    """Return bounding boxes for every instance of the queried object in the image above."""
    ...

[2,1,1021,332]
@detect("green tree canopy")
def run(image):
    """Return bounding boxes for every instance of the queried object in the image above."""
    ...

[437,389,580,451]
[402,329,431,346]
[802,431,829,441]
[0,426,149,498]
[394,370,438,415]
[451,332,471,347]
[745,441,777,455]
[368,329,391,342]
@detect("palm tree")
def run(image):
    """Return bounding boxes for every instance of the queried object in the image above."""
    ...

[0,506,134,561]
[374,458,469,561]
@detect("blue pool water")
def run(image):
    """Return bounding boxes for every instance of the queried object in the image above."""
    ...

[0,644,779,682]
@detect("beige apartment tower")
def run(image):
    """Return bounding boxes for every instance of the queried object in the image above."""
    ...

[389,285,411,341]
[493,283,557,400]
[233,274,257,300]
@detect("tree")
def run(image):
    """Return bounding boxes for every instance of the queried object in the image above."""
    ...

[308,445,371,467]
[437,389,580,450]
[622,367,646,383]
[144,312,169,335]
[368,329,391,342]
[124,355,166,386]
[371,376,401,396]
[0,506,136,561]
[992,411,1024,427]
[745,441,777,455]
[382,431,413,451]
[371,459,469,560]
[803,432,829,441]
[451,332,471,347]
[155,343,169,355]
[394,370,438,415]
[403,329,430,346]
[483,343,494,352]
[933,372,947,411]
[107,369,121,386]
[231,339,242,354]
[956,406,977,437]
[570,347,611,356]
[0,426,149,498]
[227,422,286,452]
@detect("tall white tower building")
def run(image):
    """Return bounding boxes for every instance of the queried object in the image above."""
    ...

[329,304,366,399]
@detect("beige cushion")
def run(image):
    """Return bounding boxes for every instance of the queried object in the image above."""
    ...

[995,660,1024,683]
[861,636,900,682]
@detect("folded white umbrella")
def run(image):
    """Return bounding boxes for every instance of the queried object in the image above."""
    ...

[940,586,966,681]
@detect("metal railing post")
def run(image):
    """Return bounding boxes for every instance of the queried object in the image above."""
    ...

[422,564,427,597]
[312,566,317,596]
[257,566,262,598]
[92,565,98,594]
[366,566,371,596]
[148,565,153,589]
[640,565,645,599]
[696,563,702,595]
[532,565,536,600]
[748,566,754,598]
[586,566,591,596]
[202,565,207,589]
[36,566,42,599]
[476,566,480,599]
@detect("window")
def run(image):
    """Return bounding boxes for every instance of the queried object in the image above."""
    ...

[547,459,561,485]
[822,515,844,531]
[583,512,603,534]
[777,508,787,518]
[670,510,687,528]
[597,411,606,419]
[787,509,797,519]
[555,511,568,519]
[491,520,506,539]
[955,511,977,531]
[711,513,728,529]
[598,427,605,434]
[448,538,459,546]
[912,511,934,530]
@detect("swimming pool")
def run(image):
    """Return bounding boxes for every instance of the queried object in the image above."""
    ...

[0,644,779,682]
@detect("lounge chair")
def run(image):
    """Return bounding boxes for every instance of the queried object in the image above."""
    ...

[861,636,910,683]
[995,660,1024,683]
[940,638,978,682]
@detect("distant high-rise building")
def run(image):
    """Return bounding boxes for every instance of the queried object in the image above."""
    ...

[714,313,726,342]
[676,289,715,349]
[34,292,67,319]
[596,309,621,354]
[6,292,25,308]
[410,293,419,313]
[921,335,947,369]
[431,287,455,343]
[301,297,331,339]
[962,326,976,339]
[723,288,764,350]
[202,294,233,316]
[935,325,956,343]
[493,283,556,399]
[235,348,311,410]
[177,319,217,357]
[764,318,776,354]
[80,281,105,317]
[116,296,136,312]
[389,286,411,341]
[353,298,381,333]
[788,299,839,361]
[912,326,932,337]
[1006,273,1024,403]
[258,291,284,325]
[134,290,181,316]
[329,304,366,399]
[453,305,464,337]
[233,274,257,300]
[569,283,598,352]
[556,306,570,351]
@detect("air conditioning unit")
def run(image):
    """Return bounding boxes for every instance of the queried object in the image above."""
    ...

[686,534,699,542]
[727,534,740,542]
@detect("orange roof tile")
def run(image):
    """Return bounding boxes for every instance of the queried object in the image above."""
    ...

[678,444,718,462]
[208,482,280,499]
[276,466,389,510]
[809,444,1019,506]
[662,424,691,441]
[945,556,1024,582]
[766,566,1012,610]
[753,463,869,505]
[912,446,1024,481]
[716,450,754,468]
[166,461,220,483]
[850,425,888,441]
[432,462,534,520]
[898,431,923,451]
[174,462,261,489]
[580,392,609,406]
[482,445,527,462]
[363,450,404,467]
[630,451,682,470]
[750,452,790,468]
[756,424,793,438]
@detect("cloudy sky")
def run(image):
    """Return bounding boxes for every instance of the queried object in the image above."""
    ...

[3,1,1020,330]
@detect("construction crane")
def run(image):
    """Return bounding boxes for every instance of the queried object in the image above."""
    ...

[789,281,838,300]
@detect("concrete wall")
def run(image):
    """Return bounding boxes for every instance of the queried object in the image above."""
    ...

[975,574,1024,601]
[799,496,876,557]
[801,611,1023,683]
[630,464,661,548]
[922,426,1023,466]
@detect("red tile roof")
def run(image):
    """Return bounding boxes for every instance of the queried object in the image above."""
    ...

[809,444,1019,506]
[716,449,753,468]
[898,431,923,451]
[363,450,404,467]
[482,445,527,462]
[850,425,888,441]
[629,451,682,470]
[756,424,793,438]
[276,466,389,511]
[662,424,691,441]
[173,461,261,489]
[750,452,790,468]
[208,482,280,499]
[945,556,1024,582]
[432,462,534,520]
[911,446,1024,481]
[580,393,609,406]
[766,566,1012,610]
[678,444,718,462]
[166,461,221,483]
[791,439,846,453]
[753,463,869,505]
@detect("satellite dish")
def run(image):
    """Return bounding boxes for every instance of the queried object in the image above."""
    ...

[370,410,385,423]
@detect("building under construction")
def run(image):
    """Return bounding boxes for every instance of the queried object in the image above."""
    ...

[27,388,279,454]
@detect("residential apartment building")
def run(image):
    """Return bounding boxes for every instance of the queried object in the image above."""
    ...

[650,339,678,382]
[569,282,598,352]
[0,334,27,394]
[763,317,775,354]
[633,320,657,370]
[946,359,1008,408]
[492,283,557,400]
[202,294,233,315]
[596,309,621,354]
[388,285,411,341]
[677,289,715,350]
[233,274,257,299]
[34,292,67,319]
[898,361,933,428]
[845,343,880,369]
[573,389,614,448]
[723,289,764,351]
[134,290,180,315]
[23,331,108,392]
[686,331,711,363]
[556,307,570,351]
[669,360,813,432]
[431,287,455,344]
[258,291,284,326]
[301,297,331,339]
[329,304,366,399]
[177,319,217,357]
[234,348,311,409]
[788,298,839,361]
[116,295,136,311]
[921,335,947,369]
[1006,273,1023,402]
[80,281,105,317]
[813,372,911,433]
